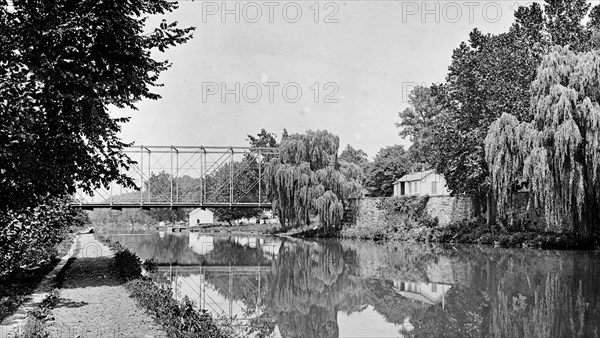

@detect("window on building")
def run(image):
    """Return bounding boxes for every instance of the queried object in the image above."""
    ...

[408,182,411,194]
[432,181,437,195]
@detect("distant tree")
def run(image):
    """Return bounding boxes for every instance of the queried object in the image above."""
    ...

[212,208,261,226]
[396,86,442,166]
[339,145,369,167]
[363,145,413,197]
[486,47,600,237]
[247,129,279,148]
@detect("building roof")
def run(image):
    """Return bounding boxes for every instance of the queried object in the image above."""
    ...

[395,169,435,183]
[189,208,213,216]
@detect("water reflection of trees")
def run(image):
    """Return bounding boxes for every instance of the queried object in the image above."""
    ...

[265,240,364,338]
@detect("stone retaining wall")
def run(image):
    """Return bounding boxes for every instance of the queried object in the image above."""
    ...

[353,193,551,229]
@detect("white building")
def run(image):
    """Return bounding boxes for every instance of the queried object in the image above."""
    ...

[393,169,449,197]
[188,208,215,227]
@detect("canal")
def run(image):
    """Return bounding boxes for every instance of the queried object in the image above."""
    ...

[101,228,600,338]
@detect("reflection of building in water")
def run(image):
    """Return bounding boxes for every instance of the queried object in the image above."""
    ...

[392,281,452,309]
[260,240,282,258]
[158,231,165,239]
[188,233,214,255]
[232,236,262,248]
[229,236,282,259]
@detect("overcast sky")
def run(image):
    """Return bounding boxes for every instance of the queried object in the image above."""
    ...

[111,0,533,158]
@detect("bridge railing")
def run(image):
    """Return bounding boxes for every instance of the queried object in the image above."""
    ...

[72,146,278,208]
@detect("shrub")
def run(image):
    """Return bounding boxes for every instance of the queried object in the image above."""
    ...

[126,279,227,338]
[376,195,438,230]
[0,197,88,275]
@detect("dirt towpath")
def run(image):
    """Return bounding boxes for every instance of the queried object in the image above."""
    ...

[46,234,165,337]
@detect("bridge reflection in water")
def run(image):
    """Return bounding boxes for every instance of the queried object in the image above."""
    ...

[102,229,600,338]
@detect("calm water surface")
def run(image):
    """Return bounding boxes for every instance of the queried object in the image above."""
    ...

[101,228,600,338]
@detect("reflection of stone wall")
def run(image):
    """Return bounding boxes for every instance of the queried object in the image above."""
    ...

[354,194,552,229]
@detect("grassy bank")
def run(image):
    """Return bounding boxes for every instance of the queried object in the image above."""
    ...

[340,220,599,250]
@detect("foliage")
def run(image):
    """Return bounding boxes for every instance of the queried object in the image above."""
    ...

[413,0,600,203]
[0,259,59,322]
[96,234,142,280]
[0,197,87,275]
[265,130,362,230]
[0,0,194,212]
[376,195,432,224]
[212,207,261,226]
[339,144,369,168]
[486,47,600,237]
[247,129,279,148]
[126,279,227,338]
[396,86,441,166]
[363,145,413,197]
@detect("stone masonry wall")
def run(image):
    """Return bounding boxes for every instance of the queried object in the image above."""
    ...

[353,196,473,227]
[354,193,552,229]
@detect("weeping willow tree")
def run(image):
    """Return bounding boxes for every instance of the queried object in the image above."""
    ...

[485,46,600,237]
[265,130,362,230]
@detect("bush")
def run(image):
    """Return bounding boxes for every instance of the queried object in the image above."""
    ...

[126,279,227,338]
[0,197,88,275]
[376,195,438,231]
[95,235,142,280]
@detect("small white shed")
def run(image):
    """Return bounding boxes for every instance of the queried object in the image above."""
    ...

[188,208,215,227]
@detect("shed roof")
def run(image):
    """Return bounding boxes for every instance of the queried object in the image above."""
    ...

[395,169,435,183]
[189,208,214,216]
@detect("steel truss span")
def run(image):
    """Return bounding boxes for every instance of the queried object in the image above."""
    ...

[72,146,278,209]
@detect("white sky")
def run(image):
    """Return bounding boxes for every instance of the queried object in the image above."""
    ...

[111,1,536,158]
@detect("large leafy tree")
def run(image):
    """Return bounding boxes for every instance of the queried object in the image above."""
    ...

[424,0,599,212]
[0,0,194,212]
[265,130,362,230]
[486,47,600,238]
[363,145,413,197]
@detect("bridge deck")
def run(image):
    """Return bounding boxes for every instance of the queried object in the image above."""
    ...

[72,203,271,209]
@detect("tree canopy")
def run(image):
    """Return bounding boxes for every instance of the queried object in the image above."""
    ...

[339,145,369,168]
[400,0,600,206]
[486,46,600,237]
[0,0,194,211]
[363,145,413,197]
[265,130,362,229]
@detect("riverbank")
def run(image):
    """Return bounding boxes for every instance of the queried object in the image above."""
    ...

[338,220,599,250]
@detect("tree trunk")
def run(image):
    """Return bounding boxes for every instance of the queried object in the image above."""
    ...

[486,192,496,227]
